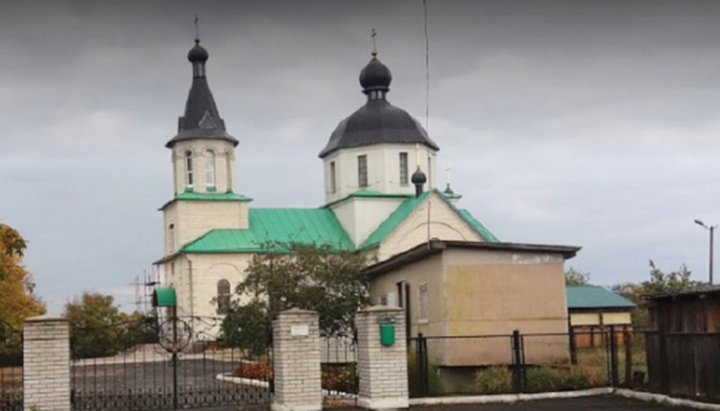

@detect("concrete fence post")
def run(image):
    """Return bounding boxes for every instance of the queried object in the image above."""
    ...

[356,306,409,409]
[271,308,322,411]
[23,315,71,411]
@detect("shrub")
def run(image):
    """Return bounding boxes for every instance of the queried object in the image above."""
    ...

[475,366,513,394]
[525,366,591,392]
[322,364,357,393]
[233,361,273,380]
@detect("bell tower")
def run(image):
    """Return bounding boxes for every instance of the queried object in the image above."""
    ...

[161,38,250,256]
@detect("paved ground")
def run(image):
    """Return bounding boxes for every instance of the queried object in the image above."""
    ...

[190,394,698,410]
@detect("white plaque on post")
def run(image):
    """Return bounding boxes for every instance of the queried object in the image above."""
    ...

[290,324,309,337]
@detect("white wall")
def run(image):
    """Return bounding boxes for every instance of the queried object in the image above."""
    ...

[171,139,236,195]
[323,143,438,204]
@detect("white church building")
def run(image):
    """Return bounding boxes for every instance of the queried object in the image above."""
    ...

[155,39,577,346]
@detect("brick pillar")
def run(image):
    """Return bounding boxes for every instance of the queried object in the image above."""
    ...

[356,306,409,409]
[271,308,322,411]
[23,315,71,411]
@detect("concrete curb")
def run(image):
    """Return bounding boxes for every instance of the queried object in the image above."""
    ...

[615,388,720,410]
[409,387,614,405]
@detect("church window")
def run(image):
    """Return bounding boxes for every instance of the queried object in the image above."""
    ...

[168,224,175,252]
[205,150,215,189]
[358,155,368,187]
[418,283,429,322]
[399,152,408,185]
[217,279,231,314]
[330,161,337,193]
[427,156,432,188]
[185,151,194,187]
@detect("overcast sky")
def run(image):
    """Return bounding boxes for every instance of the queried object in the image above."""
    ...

[2,1,719,313]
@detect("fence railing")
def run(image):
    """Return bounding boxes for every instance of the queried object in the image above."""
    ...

[408,327,637,397]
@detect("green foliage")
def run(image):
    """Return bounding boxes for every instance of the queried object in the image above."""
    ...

[64,292,158,358]
[221,300,271,356]
[223,242,370,351]
[475,366,513,394]
[525,366,590,392]
[612,260,702,328]
[0,223,45,336]
[565,267,590,286]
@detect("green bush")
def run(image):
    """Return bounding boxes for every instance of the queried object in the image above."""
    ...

[525,366,590,392]
[475,366,513,394]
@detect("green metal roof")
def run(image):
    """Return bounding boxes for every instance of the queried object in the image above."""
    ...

[180,208,354,253]
[174,191,252,201]
[458,209,499,243]
[566,286,636,309]
[323,189,412,208]
[358,190,499,250]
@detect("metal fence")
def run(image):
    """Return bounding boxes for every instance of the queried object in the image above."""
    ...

[321,335,358,398]
[70,316,272,410]
[408,328,633,397]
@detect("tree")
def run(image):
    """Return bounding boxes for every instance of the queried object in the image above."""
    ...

[0,223,45,333]
[612,260,702,327]
[221,242,370,350]
[64,292,157,358]
[564,267,590,286]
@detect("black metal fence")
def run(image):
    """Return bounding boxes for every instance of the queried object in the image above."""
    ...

[0,324,22,411]
[70,316,272,410]
[408,328,635,397]
[321,335,358,398]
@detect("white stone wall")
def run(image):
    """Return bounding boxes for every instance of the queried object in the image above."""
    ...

[23,316,70,411]
[379,192,484,260]
[272,309,322,411]
[162,199,249,255]
[160,253,253,319]
[171,139,236,195]
[330,196,406,247]
[356,306,409,409]
[323,143,437,204]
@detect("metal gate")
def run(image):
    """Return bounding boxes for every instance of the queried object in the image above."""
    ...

[70,316,272,410]
[0,323,22,411]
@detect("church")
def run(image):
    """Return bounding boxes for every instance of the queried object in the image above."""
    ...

[156,38,579,349]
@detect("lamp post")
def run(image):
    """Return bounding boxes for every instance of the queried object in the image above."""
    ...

[694,219,716,285]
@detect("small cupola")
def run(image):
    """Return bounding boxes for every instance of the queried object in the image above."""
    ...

[359,53,392,100]
[411,167,427,197]
[188,39,209,78]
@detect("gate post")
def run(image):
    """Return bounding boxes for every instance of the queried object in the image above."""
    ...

[271,308,322,411]
[23,315,71,411]
[355,306,409,409]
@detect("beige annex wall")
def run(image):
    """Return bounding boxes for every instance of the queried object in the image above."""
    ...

[443,248,569,365]
[379,193,484,261]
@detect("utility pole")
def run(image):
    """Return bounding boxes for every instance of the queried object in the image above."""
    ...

[695,219,716,285]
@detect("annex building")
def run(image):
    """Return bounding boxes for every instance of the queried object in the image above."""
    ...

[155,39,580,349]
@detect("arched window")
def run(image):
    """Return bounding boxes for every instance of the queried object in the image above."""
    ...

[217,279,230,314]
[185,151,194,188]
[205,150,215,190]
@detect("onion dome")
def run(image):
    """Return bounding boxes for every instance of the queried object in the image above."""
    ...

[166,39,237,148]
[319,54,439,158]
[411,168,427,197]
[359,57,391,93]
[187,41,209,63]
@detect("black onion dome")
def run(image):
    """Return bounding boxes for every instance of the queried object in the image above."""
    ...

[411,168,427,184]
[166,40,237,148]
[187,42,209,63]
[359,57,391,93]
[319,56,439,158]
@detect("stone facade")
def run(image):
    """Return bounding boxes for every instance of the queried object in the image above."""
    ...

[272,309,322,411]
[23,316,71,411]
[356,306,409,409]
